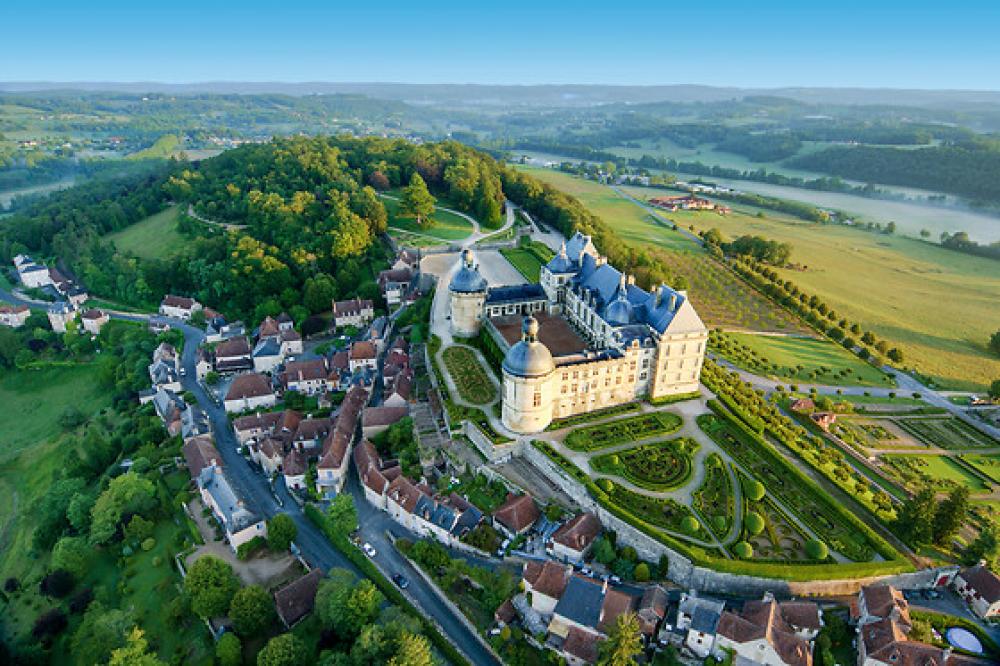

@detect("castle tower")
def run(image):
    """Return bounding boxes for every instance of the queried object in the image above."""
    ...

[501,316,555,434]
[448,248,488,337]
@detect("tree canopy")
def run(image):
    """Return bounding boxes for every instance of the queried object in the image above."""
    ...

[184,556,240,618]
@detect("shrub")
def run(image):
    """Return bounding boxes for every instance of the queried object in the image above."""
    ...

[744,479,766,502]
[805,539,830,560]
[733,541,754,559]
[31,608,68,641]
[40,569,75,598]
[140,537,156,551]
[598,479,614,492]
[216,632,242,666]
[745,512,765,535]
[681,516,700,534]
[633,562,651,582]
[236,535,268,561]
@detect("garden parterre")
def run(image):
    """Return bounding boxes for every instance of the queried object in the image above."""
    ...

[563,411,682,451]
[442,345,497,405]
[591,437,697,491]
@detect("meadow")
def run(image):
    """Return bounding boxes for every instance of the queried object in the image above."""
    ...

[382,194,474,242]
[105,205,186,259]
[517,167,808,333]
[619,183,1000,391]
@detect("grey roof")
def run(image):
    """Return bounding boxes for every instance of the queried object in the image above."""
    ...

[149,358,178,385]
[554,576,604,629]
[451,505,483,536]
[198,465,261,533]
[253,336,282,358]
[690,606,721,634]
[449,249,488,294]
[152,388,185,421]
[181,405,211,439]
[486,283,546,305]
[502,316,554,378]
[545,242,575,273]
[48,301,73,314]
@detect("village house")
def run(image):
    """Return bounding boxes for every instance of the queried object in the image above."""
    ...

[0,304,30,328]
[257,314,303,356]
[290,417,332,453]
[252,337,284,373]
[547,575,636,661]
[195,347,214,380]
[80,308,109,335]
[224,373,277,413]
[315,386,369,497]
[361,405,409,439]
[790,398,815,412]
[249,437,285,477]
[383,371,413,408]
[353,439,400,509]
[214,336,254,374]
[810,412,836,431]
[952,564,1000,619]
[47,301,76,333]
[391,249,420,273]
[159,294,203,320]
[713,593,821,666]
[377,267,413,307]
[197,463,266,552]
[547,512,602,564]
[493,492,540,537]
[232,409,301,446]
[368,316,389,353]
[182,435,223,479]
[151,387,187,436]
[282,449,308,490]
[523,560,572,616]
[149,342,182,391]
[648,194,730,214]
[332,297,374,329]
[636,585,670,640]
[13,255,54,288]
[348,341,378,372]
[280,358,331,395]
[274,568,324,629]
[674,591,726,658]
[66,286,89,308]
[205,314,244,344]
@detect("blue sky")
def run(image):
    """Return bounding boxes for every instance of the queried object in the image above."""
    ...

[2,0,999,89]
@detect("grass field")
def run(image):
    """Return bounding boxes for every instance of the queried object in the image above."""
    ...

[127,133,181,159]
[962,454,1000,483]
[713,331,892,387]
[517,167,808,334]
[382,195,474,241]
[882,454,990,492]
[105,205,186,259]
[614,183,1000,391]
[500,240,555,282]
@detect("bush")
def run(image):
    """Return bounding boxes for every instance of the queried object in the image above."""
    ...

[140,537,156,551]
[733,541,754,559]
[31,608,68,641]
[216,632,242,666]
[237,535,268,561]
[805,539,830,560]
[681,516,700,534]
[745,512,765,536]
[598,478,614,492]
[745,479,766,502]
[633,562,651,582]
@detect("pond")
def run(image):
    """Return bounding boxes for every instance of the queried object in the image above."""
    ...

[945,627,983,654]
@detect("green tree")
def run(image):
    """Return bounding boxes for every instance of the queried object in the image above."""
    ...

[33,477,86,550]
[388,632,434,666]
[400,172,436,228]
[229,584,275,637]
[67,490,97,532]
[964,524,1000,568]
[633,562,651,582]
[316,569,383,637]
[215,633,242,666]
[257,633,306,666]
[70,603,132,666]
[108,628,166,666]
[990,331,1000,357]
[184,556,240,618]
[303,274,337,314]
[89,473,157,545]
[990,379,1000,400]
[267,514,297,552]
[598,611,642,666]
[52,536,91,580]
[933,486,970,545]
[894,488,936,547]
[326,493,358,534]
[593,537,616,565]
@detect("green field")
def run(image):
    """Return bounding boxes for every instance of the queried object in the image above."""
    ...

[127,133,181,159]
[713,331,892,387]
[517,167,808,334]
[882,454,990,492]
[382,195,474,241]
[616,184,1000,391]
[962,454,1000,483]
[105,205,186,259]
[499,240,554,282]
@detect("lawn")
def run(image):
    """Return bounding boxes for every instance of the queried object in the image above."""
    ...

[881,454,989,493]
[627,186,1000,391]
[517,166,809,334]
[382,195,474,241]
[712,330,892,387]
[105,205,186,259]
[962,454,1000,483]
[499,240,554,282]
[591,437,697,491]
[441,345,497,405]
[564,411,682,451]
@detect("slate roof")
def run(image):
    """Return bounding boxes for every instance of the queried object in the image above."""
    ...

[198,465,260,533]
[485,283,547,305]
[253,336,282,359]
[274,568,324,628]
[554,575,604,629]
[690,605,722,634]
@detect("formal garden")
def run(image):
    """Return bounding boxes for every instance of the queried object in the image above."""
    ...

[691,454,736,539]
[891,416,1000,450]
[880,455,991,493]
[599,479,711,542]
[962,454,1000,484]
[563,411,682,451]
[590,437,698,491]
[441,345,497,405]
[738,494,814,562]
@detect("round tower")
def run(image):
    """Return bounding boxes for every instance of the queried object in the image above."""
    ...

[502,316,555,433]
[448,248,488,337]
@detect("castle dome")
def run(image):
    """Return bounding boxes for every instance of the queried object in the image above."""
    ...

[502,316,555,378]
[449,249,487,293]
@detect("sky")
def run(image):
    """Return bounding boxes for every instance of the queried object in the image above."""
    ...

[2,0,999,89]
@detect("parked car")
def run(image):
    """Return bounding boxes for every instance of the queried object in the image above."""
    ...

[392,573,409,589]
[609,575,622,585]
[362,542,377,558]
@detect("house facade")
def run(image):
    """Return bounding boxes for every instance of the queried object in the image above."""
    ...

[332,298,374,329]
[953,564,1000,619]
[0,304,30,328]
[159,294,202,320]
[224,373,277,413]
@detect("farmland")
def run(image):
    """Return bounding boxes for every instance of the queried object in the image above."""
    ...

[518,167,808,333]
[616,183,1000,391]
[105,205,185,259]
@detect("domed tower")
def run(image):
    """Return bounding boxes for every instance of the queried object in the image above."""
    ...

[448,248,488,337]
[502,316,556,434]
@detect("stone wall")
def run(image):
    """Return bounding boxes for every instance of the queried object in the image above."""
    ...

[515,445,954,598]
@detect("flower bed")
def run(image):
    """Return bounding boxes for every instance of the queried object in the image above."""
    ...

[442,345,497,405]
[591,437,697,491]
[564,411,682,451]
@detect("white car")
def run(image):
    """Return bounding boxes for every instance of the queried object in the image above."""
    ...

[362,542,377,558]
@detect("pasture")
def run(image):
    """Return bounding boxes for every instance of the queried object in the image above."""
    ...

[712,331,891,387]
[518,167,808,334]
[619,184,1000,391]
[105,205,186,259]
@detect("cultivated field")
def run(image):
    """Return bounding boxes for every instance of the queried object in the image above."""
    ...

[617,183,1000,391]
[518,167,809,334]
[962,454,1000,483]
[105,205,186,259]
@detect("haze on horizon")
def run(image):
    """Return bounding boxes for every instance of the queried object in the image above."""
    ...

[2,0,999,90]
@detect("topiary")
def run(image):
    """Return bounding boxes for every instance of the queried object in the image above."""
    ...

[745,480,766,502]
[681,516,700,534]
[141,538,156,552]
[744,511,765,535]
[598,479,614,492]
[733,541,754,559]
[805,539,829,560]
[711,515,727,533]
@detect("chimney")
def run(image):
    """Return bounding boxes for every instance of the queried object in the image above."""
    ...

[669,294,678,310]
[602,579,608,595]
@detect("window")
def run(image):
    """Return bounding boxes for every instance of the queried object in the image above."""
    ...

[533,391,541,407]
[642,359,649,368]
[561,386,567,395]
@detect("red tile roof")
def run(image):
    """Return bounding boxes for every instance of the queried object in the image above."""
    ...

[349,341,377,360]
[493,493,540,534]
[362,405,409,429]
[523,560,571,599]
[959,565,1000,603]
[563,626,601,664]
[225,373,273,400]
[216,336,251,359]
[551,512,602,553]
